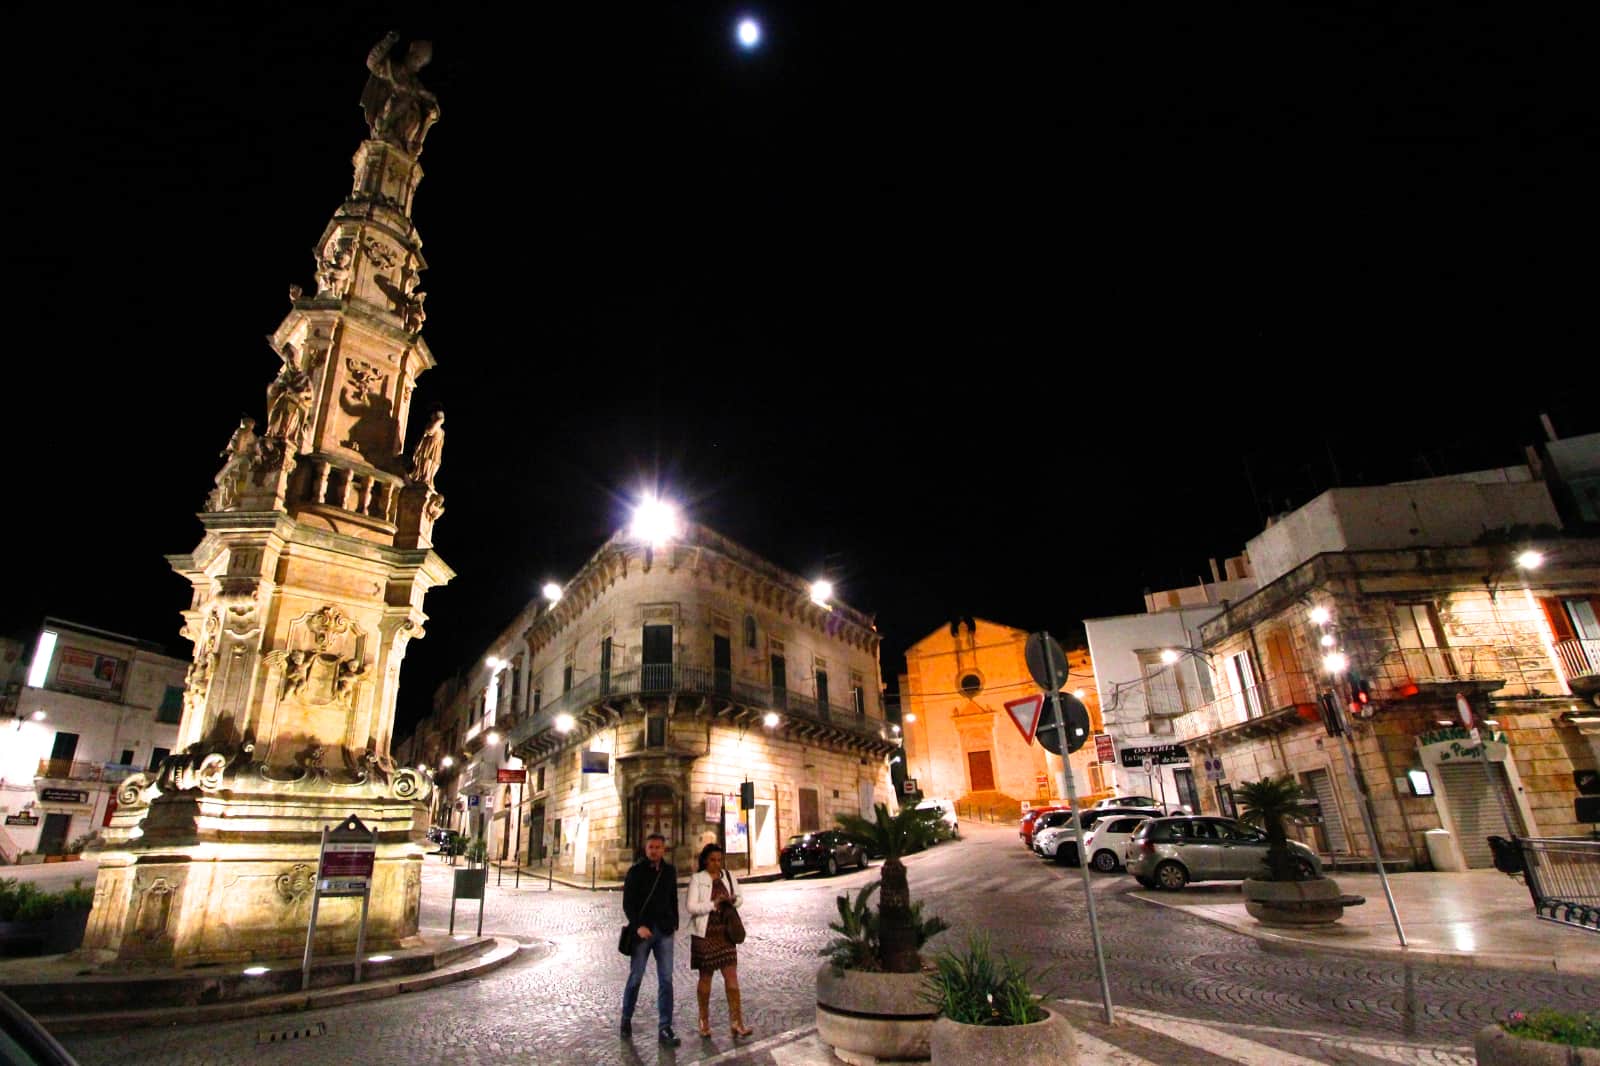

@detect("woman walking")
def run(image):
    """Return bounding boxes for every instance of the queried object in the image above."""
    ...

[686,843,753,1039]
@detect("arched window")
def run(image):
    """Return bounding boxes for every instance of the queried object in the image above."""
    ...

[743,615,758,649]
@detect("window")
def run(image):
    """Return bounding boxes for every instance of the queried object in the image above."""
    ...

[1393,603,1454,680]
[1136,650,1191,717]
[533,688,542,714]
[562,653,574,694]
[119,749,135,767]
[149,747,171,771]
[815,668,830,711]
[1226,651,1262,719]
[646,717,666,748]
[744,615,758,649]
[852,685,866,718]
[157,685,183,724]
[535,765,546,791]
[599,636,613,695]
[959,673,983,698]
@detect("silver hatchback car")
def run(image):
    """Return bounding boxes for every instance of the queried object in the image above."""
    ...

[1124,816,1321,890]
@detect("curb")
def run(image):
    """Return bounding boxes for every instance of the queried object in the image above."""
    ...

[1128,890,1574,975]
[34,935,536,1033]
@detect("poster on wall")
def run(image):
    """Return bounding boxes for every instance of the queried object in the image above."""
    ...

[722,808,748,853]
[704,793,723,823]
[54,647,128,699]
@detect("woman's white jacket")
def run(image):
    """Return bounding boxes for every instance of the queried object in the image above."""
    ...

[685,869,742,938]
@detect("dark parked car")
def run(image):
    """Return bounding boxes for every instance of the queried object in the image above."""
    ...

[427,826,462,853]
[780,830,867,878]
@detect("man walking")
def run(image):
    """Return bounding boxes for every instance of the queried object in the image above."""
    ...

[621,833,680,1045]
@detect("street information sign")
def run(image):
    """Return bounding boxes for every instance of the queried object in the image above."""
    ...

[497,768,527,784]
[303,814,378,990]
[1003,694,1044,745]
[1094,733,1115,764]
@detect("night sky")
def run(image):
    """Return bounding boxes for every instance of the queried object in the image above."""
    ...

[12,5,1594,738]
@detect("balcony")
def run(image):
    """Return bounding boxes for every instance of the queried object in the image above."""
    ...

[1175,669,1321,743]
[506,664,896,759]
[35,760,140,784]
[1553,638,1600,684]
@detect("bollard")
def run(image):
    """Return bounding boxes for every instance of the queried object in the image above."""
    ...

[591,856,597,890]
[547,854,554,891]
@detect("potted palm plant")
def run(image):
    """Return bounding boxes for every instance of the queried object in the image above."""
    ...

[924,934,1077,1064]
[1234,776,1346,926]
[816,802,949,1064]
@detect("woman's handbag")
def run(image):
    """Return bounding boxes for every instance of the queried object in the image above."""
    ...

[618,865,664,956]
[722,871,747,945]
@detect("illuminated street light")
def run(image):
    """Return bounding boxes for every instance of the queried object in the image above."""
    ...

[486,656,505,671]
[1320,634,1336,648]
[485,731,500,746]
[736,17,761,48]
[1515,549,1544,570]
[630,497,681,547]
[905,713,917,723]
[31,710,47,721]
[243,966,270,976]
[1073,689,1086,700]
[1322,651,1348,674]
[810,580,833,608]
[1159,649,1180,665]
[555,713,576,733]
[1309,606,1331,626]
[440,756,454,768]
[542,582,562,604]
[763,712,780,728]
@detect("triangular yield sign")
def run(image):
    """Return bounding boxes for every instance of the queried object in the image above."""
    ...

[1004,693,1045,745]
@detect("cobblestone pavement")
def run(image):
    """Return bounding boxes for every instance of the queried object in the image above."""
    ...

[60,823,1599,1065]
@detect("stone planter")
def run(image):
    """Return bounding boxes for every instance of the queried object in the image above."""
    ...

[930,1007,1078,1065]
[1475,1024,1600,1065]
[17,855,45,866]
[1243,877,1345,926]
[816,963,938,1065]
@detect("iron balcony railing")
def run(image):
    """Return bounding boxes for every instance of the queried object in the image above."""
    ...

[505,663,887,750]
[35,759,140,783]
[1553,638,1600,682]
[1518,837,1600,933]
[1175,669,1320,741]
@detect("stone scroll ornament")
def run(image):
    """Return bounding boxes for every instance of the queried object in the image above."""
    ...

[362,31,440,157]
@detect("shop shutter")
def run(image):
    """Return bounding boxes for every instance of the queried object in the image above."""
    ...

[1304,769,1348,853]
[1439,762,1521,869]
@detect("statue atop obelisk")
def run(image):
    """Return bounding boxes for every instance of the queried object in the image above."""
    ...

[82,34,455,967]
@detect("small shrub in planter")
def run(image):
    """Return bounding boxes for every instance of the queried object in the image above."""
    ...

[1476,1008,1600,1064]
[923,934,1077,1064]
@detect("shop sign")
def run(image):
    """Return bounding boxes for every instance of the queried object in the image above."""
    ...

[1119,743,1188,768]
[5,813,39,826]
[1418,726,1507,760]
[40,788,90,805]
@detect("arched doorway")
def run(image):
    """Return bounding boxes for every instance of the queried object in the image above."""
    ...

[638,785,677,853]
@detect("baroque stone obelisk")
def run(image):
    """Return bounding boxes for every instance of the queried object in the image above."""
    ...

[81,33,454,967]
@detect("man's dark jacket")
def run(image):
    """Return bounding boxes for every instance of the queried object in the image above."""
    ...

[623,858,679,935]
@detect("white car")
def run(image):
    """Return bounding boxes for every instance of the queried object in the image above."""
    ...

[1091,795,1188,816]
[1035,806,1156,864]
[915,797,959,838]
[1080,813,1152,872]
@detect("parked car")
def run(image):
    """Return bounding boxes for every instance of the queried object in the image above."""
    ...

[1025,809,1078,851]
[1035,807,1154,865]
[1124,816,1321,890]
[0,990,79,1066]
[1019,805,1068,848]
[780,830,867,878]
[1091,795,1188,816]
[427,827,462,853]
[1080,814,1152,872]
[915,797,959,838]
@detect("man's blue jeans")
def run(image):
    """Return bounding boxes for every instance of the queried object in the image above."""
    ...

[622,930,674,1030]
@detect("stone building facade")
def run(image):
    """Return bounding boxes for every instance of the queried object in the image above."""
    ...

[899,619,1106,818]
[1152,463,1600,871]
[414,522,898,878]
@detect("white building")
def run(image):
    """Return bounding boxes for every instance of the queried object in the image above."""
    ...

[1084,560,1256,812]
[0,620,185,862]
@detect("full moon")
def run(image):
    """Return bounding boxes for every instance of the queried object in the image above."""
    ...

[737,18,761,48]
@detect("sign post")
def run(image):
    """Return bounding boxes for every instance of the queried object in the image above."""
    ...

[1323,688,1407,946]
[302,814,377,991]
[1025,631,1113,1025]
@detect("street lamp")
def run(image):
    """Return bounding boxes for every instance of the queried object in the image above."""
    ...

[1515,549,1544,570]
[1309,606,1331,626]
[1159,649,1180,665]
[440,756,454,769]
[810,580,833,609]
[554,713,576,733]
[1322,651,1348,674]
[542,582,562,604]
[485,731,500,746]
[904,713,917,723]
[630,496,681,547]
[762,712,780,728]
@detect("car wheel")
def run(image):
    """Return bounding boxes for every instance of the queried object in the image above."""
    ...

[856,849,867,870]
[1294,858,1316,881]
[780,862,794,880]
[1135,875,1156,888]
[826,855,839,876]
[1154,861,1189,891]
[1091,849,1119,873]
[1055,843,1078,866]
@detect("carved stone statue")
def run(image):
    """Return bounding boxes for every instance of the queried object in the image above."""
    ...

[362,31,440,157]
[403,290,427,333]
[407,410,445,489]
[282,650,313,699]
[335,659,370,706]
[315,239,354,297]
[264,359,314,448]
[206,417,257,511]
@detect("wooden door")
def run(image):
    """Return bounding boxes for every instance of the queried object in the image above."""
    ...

[799,788,820,832]
[967,750,996,791]
[640,786,676,850]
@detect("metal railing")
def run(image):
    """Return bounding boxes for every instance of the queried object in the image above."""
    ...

[1176,669,1320,741]
[1519,838,1600,932]
[1553,638,1600,682]
[506,664,888,749]
[35,759,140,783]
